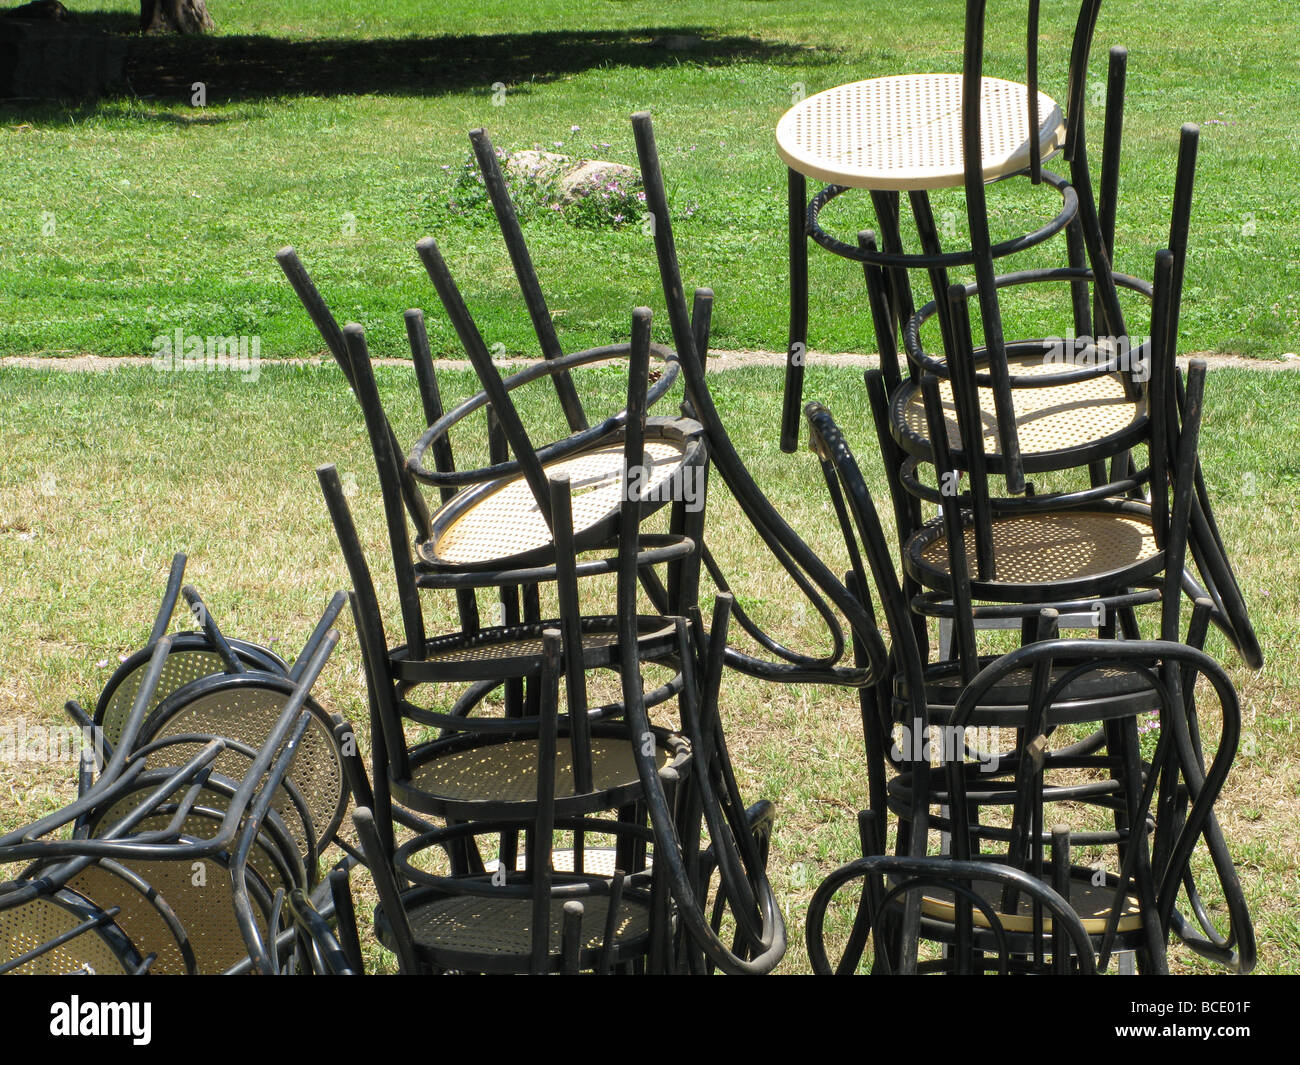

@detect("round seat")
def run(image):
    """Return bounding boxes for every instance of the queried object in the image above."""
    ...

[393,726,690,821]
[904,656,1163,728]
[916,870,1142,935]
[419,435,694,571]
[0,889,143,975]
[374,881,654,974]
[776,74,1064,192]
[390,614,680,685]
[892,355,1146,472]
[905,503,1162,601]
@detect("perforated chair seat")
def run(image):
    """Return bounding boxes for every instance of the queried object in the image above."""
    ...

[391,614,680,685]
[103,855,271,975]
[139,677,346,852]
[917,871,1143,934]
[906,504,1162,600]
[63,861,195,977]
[0,888,142,975]
[420,438,689,570]
[893,357,1146,471]
[375,881,653,973]
[398,732,681,821]
[904,656,1163,727]
[776,74,1065,192]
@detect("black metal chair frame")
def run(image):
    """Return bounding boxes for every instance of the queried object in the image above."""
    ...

[780,0,1128,487]
[804,400,1253,973]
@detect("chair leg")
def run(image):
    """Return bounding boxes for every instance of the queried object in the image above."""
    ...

[781,166,809,453]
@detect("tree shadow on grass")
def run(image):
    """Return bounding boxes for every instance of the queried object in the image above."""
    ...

[0,23,828,116]
[125,27,820,101]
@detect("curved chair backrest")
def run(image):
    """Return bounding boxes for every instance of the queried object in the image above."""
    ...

[806,850,1098,975]
[631,109,886,689]
[952,636,1254,972]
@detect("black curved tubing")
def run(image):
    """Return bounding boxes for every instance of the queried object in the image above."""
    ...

[633,110,886,688]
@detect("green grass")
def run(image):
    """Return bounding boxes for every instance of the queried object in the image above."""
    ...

[1,362,1297,973]
[2,0,1299,359]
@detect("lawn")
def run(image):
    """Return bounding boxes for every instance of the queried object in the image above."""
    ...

[1,362,1297,973]
[1,0,1299,360]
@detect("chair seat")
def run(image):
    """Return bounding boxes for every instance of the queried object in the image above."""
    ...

[396,731,686,820]
[64,862,193,977]
[776,74,1065,191]
[905,504,1162,600]
[892,356,1145,471]
[420,438,687,570]
[918,870,1142,934]
[0,889,141,975]
[375,882,653,972]
[391,614,680,684]
[909,656,1162,727]
[138,679,346,854]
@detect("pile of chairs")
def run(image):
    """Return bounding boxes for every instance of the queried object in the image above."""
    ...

[769,1,1259,973]
[281,63,1260,971]
[282,127,785,973]
[0,556,356,975]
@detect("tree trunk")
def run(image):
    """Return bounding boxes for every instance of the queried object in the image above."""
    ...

[140,0,213,34]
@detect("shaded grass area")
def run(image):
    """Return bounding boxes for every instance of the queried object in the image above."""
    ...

[1,0,1298,359]
[0,363,1296,973]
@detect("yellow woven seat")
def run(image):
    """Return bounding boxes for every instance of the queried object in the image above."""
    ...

[776,74,1065,192]
[894,357,1145,463]
[907,506,1162,598]
[422,440,686,569]
[411,737,666,806]
[0,892,139,975]
[919,873,1143,934]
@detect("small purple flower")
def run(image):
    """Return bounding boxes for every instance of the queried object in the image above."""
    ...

[613,213,625,223]
[570,124,580,132]
[636,191,646,202]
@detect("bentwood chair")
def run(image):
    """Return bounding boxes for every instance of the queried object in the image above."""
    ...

[316,309,698,842]
[865,121,1260,667]
[892,275,1261,683]
[804,403,1254,973]
[778,1,1128,484]
[349,633,671,975]
[630,110,889,691]
[283,232,708,757]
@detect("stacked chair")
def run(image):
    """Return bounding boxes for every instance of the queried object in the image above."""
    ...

[285,129,785,973]
[765,2,1263,973]
[0,560,355,975]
